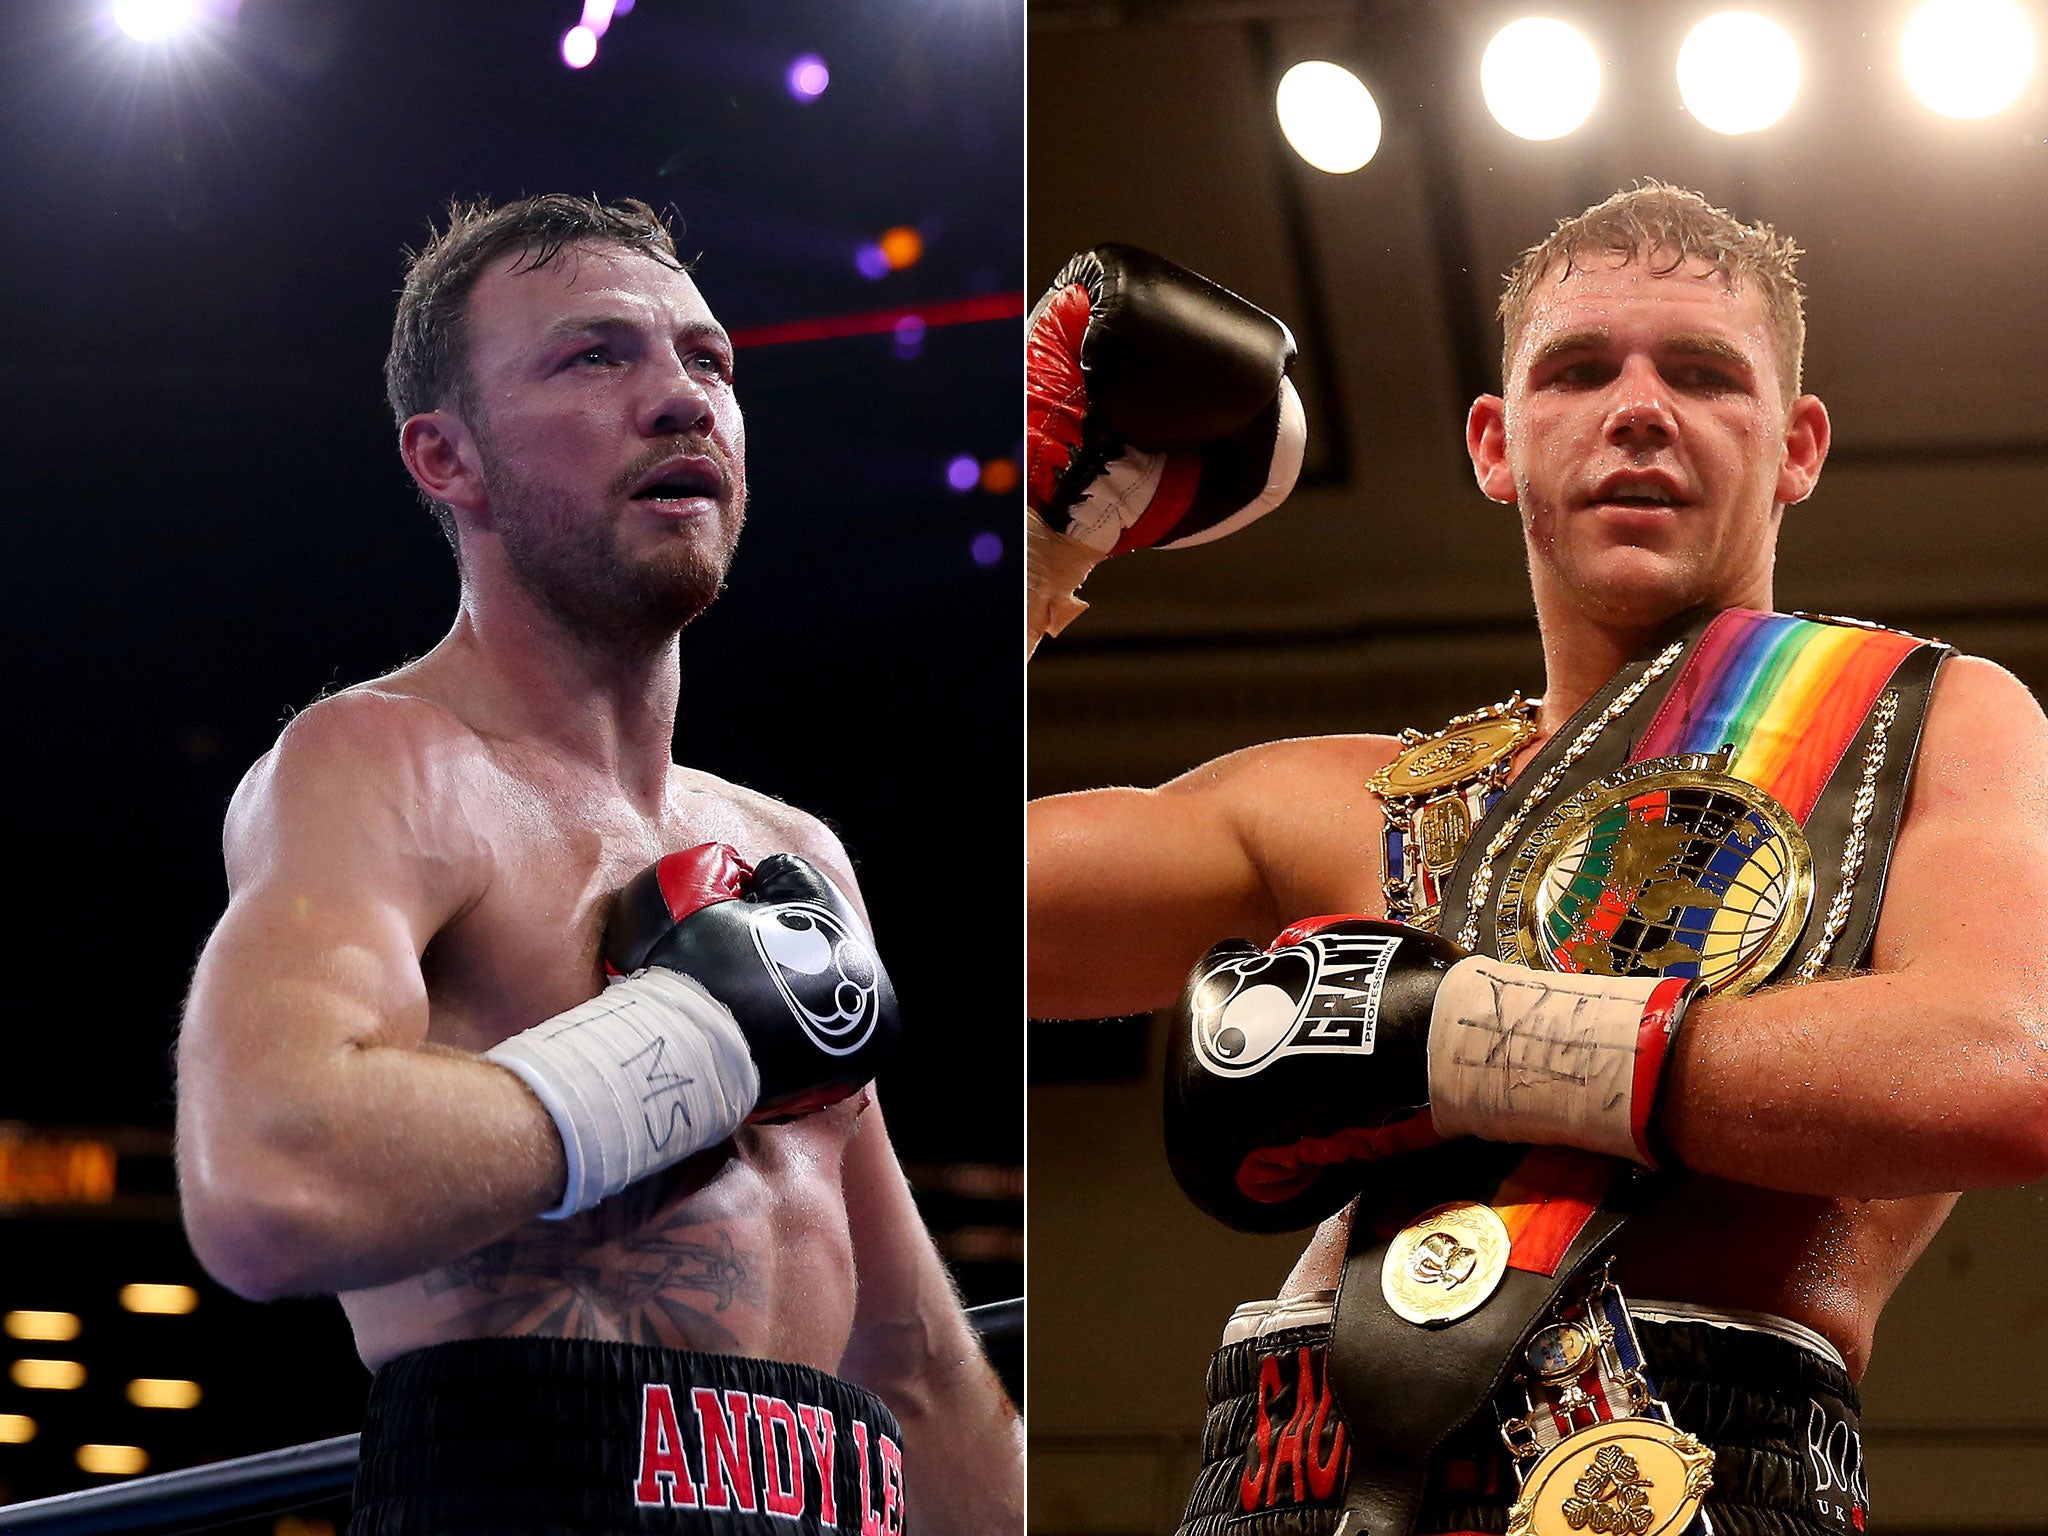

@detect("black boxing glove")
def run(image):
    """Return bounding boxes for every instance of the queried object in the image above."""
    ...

[1026,244,1307,650]
[1164,916,1696,1233]
[607,844,900,1120]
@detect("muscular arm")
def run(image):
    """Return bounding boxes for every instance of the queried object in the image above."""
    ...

[836,1099,1021,1536]
[177,694,566,1300]
[1658,657,2048,1197]
[1029,738,1394,1020]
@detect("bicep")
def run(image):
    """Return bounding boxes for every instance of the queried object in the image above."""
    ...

[1028,765,1277,1019]
[180,718,484,1149]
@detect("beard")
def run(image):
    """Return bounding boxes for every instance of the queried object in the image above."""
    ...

[476,431,747,648]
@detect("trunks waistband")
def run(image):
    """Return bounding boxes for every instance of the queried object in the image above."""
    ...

[1181,1308,1865,1536]
[1219,1291,1848,1372]
[349,1336,905,1536]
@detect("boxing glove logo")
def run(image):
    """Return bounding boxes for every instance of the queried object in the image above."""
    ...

[1189,931,1400,1077]
[746,902,883,1056]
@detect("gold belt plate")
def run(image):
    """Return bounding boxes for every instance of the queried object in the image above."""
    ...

[1506,1419,1713,1536]
[1370,715,1535,799]
[1380,1200,1511,1325]
[1495,756,1814,997]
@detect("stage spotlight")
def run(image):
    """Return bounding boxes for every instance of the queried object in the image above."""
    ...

[787,53,830,101]
[1275,61,1382,174]
[561,24,598,68]
[1904,0,2034,118]
[1678,12,1800,134]
[581,0,617,34]
[1482,18,1601,141]
[111,0,199,42]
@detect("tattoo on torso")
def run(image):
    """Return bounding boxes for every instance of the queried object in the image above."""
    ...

[425,1180,762,1353]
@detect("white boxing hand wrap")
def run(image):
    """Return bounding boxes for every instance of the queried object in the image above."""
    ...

[486,968,762,1219]
[1425,956,1694,1166]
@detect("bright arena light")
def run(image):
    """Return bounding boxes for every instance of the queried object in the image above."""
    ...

[111,0,199,42]
[1275,61,1382,175]
[787,53,830,101]
[1482,18,1601,140]
[1678,12,1802,134]
[1903,0,2035,118]
[561,24,598,69]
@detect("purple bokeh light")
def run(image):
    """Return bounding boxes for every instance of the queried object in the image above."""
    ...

[787,54,830,101]
[892,315,926,361]
[946,456,979,493]
[614,0,634,12]
[971,532,1004,568]
[561,24,597,67]
[854,243,890,281]
[581,0,616,34]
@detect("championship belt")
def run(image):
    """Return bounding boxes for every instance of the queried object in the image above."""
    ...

[1335,608,1948,1536]
[1370,695,1538,931]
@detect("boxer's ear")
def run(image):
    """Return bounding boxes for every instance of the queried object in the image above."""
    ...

[1777,394,1830,507]
[1467,395,1516,505]
[400,410,490,521]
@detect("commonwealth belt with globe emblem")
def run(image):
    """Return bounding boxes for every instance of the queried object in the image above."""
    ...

[1339,608,1949,1536]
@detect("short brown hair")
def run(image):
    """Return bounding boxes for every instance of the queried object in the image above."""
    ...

[1497,181,1806,401]
[385,194,686,548]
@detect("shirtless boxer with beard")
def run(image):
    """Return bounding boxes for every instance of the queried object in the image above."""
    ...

[178,195,1020,1536]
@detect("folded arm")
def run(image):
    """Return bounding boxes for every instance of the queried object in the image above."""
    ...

[177,693,566,1300]
[1659,656,2048,1196]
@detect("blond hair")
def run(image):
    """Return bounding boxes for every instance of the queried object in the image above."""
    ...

[1498,181,1806,399]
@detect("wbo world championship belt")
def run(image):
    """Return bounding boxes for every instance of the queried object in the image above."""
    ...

[1329,607,1947,1536]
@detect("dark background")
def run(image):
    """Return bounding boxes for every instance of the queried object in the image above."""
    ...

[0,0,1021,1513]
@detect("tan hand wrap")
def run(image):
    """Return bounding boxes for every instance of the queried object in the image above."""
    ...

[1026,515,1105,657]
[1426,955,1687,1165]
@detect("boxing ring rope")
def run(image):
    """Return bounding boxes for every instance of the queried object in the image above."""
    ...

[0,1298,1022,1536]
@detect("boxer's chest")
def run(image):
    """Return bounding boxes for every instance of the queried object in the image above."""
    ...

[419,761,794,1053]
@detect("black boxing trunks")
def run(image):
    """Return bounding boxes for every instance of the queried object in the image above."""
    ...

[348,1337,905,1536]
[1177,1297,1866,1536]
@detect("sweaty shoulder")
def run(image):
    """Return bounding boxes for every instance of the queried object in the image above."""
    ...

[1906,653,2048,822]
[224,686,498,910]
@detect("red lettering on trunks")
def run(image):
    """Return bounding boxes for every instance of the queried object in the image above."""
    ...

[879,1430,906,1536]
[799,1404,840,1527]
[632,1384,701,1509]
[1240,1345,1348,1512]
[755,1393,806,1519]
[694,1387,759,1512]
[853,1420,880,1536]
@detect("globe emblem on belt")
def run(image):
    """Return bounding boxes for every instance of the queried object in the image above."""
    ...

[1495,754,1814,997]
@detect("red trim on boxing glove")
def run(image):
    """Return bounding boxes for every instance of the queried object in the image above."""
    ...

[1269,913,1358,949]
[1630,977,1692,1166]
[1027,283,1093,513]
[1109,449,1200,554]
[1236,1113,1446,1203]
[654,843,752,922]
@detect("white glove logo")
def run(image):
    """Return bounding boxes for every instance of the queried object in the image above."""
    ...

[1190,931,1401,1077]
[748,902,881,1057]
